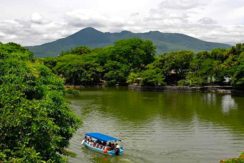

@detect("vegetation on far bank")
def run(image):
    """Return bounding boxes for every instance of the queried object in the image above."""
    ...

[0,43,79,162]
[42,38,244,88]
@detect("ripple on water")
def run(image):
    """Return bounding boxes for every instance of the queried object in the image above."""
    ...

[67,90,244,163]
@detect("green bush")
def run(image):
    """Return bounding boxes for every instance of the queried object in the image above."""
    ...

[0,43,79,162]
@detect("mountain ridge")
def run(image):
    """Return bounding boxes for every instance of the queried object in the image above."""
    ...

[27,27,231,57]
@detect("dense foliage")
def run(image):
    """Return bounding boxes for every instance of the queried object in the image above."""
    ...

[0,43,79,162]
[132,44,244,87]
[42,39,244,88]
[43,38,156,86]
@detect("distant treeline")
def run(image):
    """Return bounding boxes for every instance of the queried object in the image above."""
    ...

[0,43,79,162]
[42,38,244,88]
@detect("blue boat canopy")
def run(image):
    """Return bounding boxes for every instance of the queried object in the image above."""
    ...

[85,132,120,142]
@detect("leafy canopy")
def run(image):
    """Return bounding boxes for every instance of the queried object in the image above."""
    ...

[0,43,79,162]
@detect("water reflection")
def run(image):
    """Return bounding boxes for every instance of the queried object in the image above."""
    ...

[221,95,237,113]
[203,93,216,105]
[67,89,244,132]
[67,89,244,163]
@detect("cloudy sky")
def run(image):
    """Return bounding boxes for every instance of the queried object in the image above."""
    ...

[0,0,244,45]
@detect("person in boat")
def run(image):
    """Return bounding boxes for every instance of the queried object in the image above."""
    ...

[105,142,111,151]
[111,143,115,150]
[98,139,105,149]
[84,136,89,143]
[102,141,106,146]
[115,143,120,155]
[96,139,101,144]
[89,139,94,146]
[108,142,111,147]
[98,139,104,148]
[86,136,92,143]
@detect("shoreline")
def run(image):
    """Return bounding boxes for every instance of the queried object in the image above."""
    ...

[128,85,233,94]
[65,84,244,95]
[128,85,244,94]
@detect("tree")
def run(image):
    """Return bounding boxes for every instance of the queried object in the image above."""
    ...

[140,67,165,86]
[150,51,193,85]
[60,46,91,56]
[45,38,156,86]
[112,38,156,70]
[183,50,228,86]
[104,61,129,86]
[231,51,244,87]
[0,43,79,162]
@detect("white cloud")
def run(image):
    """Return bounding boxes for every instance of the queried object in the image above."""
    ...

[159,0,202,10]
[0,0,244,45]
[65,10,107,28]
[198,17,217,25]
[31,13,46,24]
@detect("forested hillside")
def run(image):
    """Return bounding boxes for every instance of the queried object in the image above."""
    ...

[28,27,230,57]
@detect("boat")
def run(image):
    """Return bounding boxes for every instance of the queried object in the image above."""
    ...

[81,132,124,156]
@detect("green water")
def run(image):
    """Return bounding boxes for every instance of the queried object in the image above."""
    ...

[67,88,244,163]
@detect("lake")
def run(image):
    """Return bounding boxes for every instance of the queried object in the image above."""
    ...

[67,88,244,163]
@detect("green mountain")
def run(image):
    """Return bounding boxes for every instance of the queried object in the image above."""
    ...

[27,27,230,57]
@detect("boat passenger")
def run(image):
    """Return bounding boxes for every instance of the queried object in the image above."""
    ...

[115,143,120,155]
[102,141,106,146]
[87,136,91,142]
[111,143,115,150]
[96,139,101,144]
[93,142,97,147]
[107,142,111,148]
[89,141,92,146]
[107,146,111,151]
[89,139,94,146]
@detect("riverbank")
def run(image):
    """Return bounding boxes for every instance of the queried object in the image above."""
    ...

[220,152,244,163]
[65,85,105,90]
[128,85,244,94]
[64,85,244,95]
